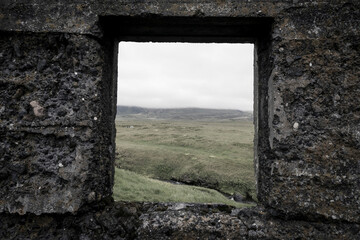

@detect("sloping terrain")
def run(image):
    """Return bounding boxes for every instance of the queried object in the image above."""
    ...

[114,118,256,203]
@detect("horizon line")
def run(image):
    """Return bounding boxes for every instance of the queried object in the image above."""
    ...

[117,105,253,112]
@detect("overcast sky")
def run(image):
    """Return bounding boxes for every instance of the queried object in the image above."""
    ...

[117,42,254,111]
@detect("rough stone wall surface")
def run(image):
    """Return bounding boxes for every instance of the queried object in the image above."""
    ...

[258,3,360,223]
[0,0,359,239]
[0,32,115,214]
[0,201,359,240]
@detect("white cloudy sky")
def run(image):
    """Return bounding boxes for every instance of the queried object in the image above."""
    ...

[117,42,254,111]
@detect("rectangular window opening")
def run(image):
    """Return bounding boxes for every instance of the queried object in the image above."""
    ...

[113,41,256,208]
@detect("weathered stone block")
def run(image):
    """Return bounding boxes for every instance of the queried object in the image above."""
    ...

[256,4,360,223]
[0,32,116,214]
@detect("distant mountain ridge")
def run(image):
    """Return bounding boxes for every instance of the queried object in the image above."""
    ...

[116,105,253,121]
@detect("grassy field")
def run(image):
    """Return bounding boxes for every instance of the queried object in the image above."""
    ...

[114,118,256,205]
[113,167,252,208]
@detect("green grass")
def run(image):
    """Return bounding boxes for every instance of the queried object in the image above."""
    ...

[113,167,253,208]
[114,118,256,202]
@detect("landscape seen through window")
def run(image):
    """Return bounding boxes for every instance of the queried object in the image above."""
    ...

[114,42,255,208]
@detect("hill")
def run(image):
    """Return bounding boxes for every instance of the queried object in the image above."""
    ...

[116,106,253,121]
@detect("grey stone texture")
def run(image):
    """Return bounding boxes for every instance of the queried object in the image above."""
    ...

[0,32,116,214]
[85,203,360,239]
[258,4,360,223]
[0,201,359,239]
[0,0,359,238]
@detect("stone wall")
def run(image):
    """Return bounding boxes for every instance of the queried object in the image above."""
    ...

[0,32,116,214]
[1,201,359,239]
[0,0,359,239]
[259,3,360,223]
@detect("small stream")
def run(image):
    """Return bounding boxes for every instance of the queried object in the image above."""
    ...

[160,178,254,204]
